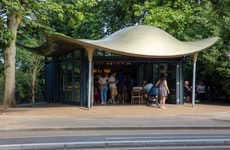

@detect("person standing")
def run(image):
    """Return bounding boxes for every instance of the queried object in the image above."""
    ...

[184,80,192,102]
[144,80,153,94]
[197,81,206,102]
[108,73,118,104]
[98,73,108,104]
[156,75,170,109]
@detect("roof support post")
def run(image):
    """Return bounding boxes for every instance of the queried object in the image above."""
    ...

[176,63,180,104]
[179,60,184,104]
[86,47,95,109]
[192,53,198,107]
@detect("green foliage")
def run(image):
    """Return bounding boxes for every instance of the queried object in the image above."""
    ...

[131,0,229,99]
[15,69,44,103]
[0,75,3,104]
[0,0,65,104]
[16,48,45,103]
[15,69,31,103]
[0,29,13,47]
[45,0,100,39]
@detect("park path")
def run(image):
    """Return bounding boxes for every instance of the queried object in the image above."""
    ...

[0,103,230,131]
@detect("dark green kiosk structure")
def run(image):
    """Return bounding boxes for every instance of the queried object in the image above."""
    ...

[36,25,218,109]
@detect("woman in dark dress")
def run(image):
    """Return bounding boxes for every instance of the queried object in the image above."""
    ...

[184,80,192,102]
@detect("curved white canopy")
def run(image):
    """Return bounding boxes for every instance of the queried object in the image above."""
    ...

[79,25,218,58]
[35,25,219,58]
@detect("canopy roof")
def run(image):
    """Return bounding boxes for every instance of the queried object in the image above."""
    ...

[35,25,218,58]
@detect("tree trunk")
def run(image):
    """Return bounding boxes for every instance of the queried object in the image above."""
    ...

[31,65,38,105]
[31,55,43,105]
[3,13,22,110]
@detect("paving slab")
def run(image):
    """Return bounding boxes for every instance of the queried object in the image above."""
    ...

[0,104,230,131]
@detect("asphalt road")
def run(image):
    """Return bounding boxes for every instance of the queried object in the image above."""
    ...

[1,129,230,149]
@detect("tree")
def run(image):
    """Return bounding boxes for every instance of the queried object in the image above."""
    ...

[199,0,230,99]
[0,0,64,110]
[16,46,44,104]
[0,1,22,109]
[132,0,229,100]
[30,54,43,104]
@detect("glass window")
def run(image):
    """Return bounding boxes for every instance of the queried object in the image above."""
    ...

[94,49,120,57]
[73,50,81,59]
[72,63,80,102]
[62,63,72,102]
[57,51,81,104]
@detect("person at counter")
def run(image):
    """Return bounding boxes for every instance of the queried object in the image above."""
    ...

[108,73,118,104]
[98,73,108,104]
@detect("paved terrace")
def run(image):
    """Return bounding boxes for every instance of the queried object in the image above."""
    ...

[0,103,230,131]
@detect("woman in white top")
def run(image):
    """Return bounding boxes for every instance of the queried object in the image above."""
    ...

[98,73,108,104]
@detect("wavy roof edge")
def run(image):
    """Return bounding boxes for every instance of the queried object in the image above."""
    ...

[33,25,219,58]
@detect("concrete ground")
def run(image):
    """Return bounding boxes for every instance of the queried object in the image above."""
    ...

[0,103,230,131]
[1,103,230,150]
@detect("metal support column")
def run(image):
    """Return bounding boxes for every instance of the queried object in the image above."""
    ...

[176,63,180,104]
[179,60,184,104]
[72,59,75,102]
[192,53,198,107]
[86,47,95,109]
